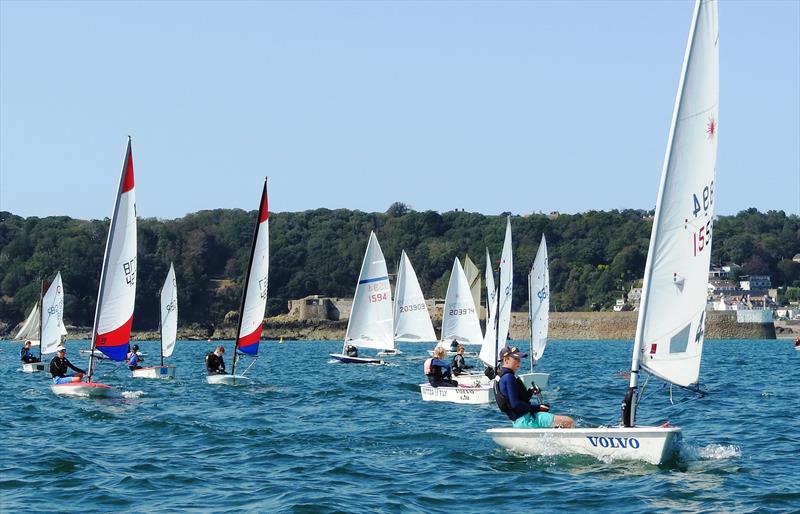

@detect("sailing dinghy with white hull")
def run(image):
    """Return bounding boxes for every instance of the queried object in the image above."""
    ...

[420,257,491,403]
[208,180,270,386]
[20,273,67,373]
[388,250,437,355]
[518,235,550,390]
[330,232,393,364]
[52,138,138,398]
[489,0,719,465]
[133,263,178,379]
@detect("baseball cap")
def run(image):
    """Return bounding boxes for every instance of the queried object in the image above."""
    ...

[499,345,527,360]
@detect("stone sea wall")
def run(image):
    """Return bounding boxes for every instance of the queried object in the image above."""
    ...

[13,311,774,342]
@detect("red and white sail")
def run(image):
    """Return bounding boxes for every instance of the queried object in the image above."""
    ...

[236,181,269,356]
[93,138,137,362]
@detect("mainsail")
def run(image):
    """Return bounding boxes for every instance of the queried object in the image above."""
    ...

[441,257,483,346]
[528,235,549,363]
[625,0,719,425]
[41,272,67,356]
[463,254,481,314]
[344,231,394,351]
[91,137,137,365]
[394,250,436,342]
[496,217,513,345]
[235,180,270,358]
[160,263,178,361]
[15,302,41,343]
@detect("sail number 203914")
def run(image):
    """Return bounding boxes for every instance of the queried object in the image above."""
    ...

[691,181,714,256]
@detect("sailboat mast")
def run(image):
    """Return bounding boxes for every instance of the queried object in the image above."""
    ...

[528,271,533,374]
[88,137,132,383]
[232,178,268,377]
[623,0,703,428]
[37,279,45,361]
[159,287,164,367]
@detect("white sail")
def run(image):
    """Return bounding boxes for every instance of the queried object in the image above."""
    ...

[92,137,137,362]
[528,235,549,363]
[15,302,40,343]
[497,217,513,344]
[480,249,498,365]
[394,250,436,342]
[463,254,481,313]
[345,231,394,351]
[441,257,484,346]
[632,0,719,390]
[236,181,270,356]
[40,272,66,355]
[160,263,178,359]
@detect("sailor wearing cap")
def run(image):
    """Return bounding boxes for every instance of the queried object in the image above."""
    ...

[494,345,574,429]
[49,345,86,384]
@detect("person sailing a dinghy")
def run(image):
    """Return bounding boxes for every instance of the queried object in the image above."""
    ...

[344,344,358,358]
[451,344,473,376]
[205,346,227,375]
[495,345,574,429]
[127,344,143,370]
[424,346,458,387]
[20,340,40,363]
[49,345,86,384]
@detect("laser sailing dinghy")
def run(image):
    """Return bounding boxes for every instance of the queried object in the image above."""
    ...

[208,179,270,386]
[19,273,68,373]
[420,256,490,403]
[386,250,437,355]
[330,231,393,364]
[488,0,719,465]
[52,138,138,398]
[132,263,178,379]
[518,235,550,390]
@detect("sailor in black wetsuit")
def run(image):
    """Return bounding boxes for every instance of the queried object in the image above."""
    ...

[451,344,473,376]
[206,346,227,374]
[20,340,40,363]
[344,344,358,358]
[49,346,86,384]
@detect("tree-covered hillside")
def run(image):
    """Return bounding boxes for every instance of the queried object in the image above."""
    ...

[1,207,798,333]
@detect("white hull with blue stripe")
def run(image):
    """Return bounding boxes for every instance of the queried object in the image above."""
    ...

[132,365,176,379]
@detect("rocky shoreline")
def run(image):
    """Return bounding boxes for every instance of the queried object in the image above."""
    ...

[16,310,780,342]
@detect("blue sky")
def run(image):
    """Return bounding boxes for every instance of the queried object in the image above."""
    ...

[1,0,798,220]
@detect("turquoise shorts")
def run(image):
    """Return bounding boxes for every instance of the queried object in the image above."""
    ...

[512,411,555,429]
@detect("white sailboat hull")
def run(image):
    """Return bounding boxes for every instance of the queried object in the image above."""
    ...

[517,372,550,390]
[329,353,384,364]
[427,349,479,358]
[50,382,117,398]
[21,362,46,373]
[419,383,494,404]
[376,349,402,356]
[487,426,681,465]
[206,374,251,386]
[131,365,176,379]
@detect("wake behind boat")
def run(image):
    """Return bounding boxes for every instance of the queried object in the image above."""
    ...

[488,0,720,465]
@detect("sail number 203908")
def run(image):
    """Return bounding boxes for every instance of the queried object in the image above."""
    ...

[691,181,714,256]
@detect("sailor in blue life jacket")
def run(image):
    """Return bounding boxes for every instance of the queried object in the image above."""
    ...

[495,345,574,429]
[424,346,458,387]
[20,340,40,363]
[49,346,86,384]
[127,344,143,370]
[206,346,226,375]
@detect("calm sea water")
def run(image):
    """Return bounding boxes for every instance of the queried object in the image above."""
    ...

[1,338,798,513]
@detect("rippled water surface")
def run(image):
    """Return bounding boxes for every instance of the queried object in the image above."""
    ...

[1,339,798,513]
